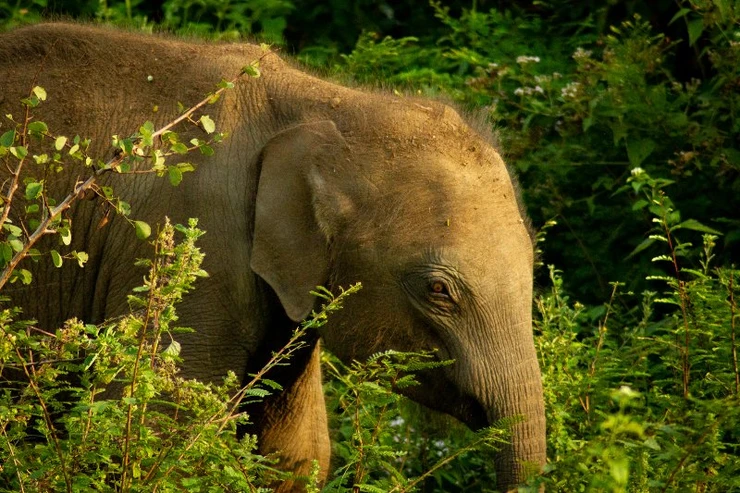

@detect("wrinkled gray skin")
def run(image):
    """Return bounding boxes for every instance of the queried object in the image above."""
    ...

[0,24,546,491]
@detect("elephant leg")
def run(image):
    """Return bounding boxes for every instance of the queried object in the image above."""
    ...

[247,338,330,491]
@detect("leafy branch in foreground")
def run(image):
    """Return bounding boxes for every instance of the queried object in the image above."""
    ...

[0,219,361,492]
[0,52,269,291]
[322,350,510,492]
[532,169,740,491]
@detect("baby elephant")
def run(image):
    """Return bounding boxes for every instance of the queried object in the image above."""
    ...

[0,23,545,491]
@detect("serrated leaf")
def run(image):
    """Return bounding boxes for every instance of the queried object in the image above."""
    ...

[134,220,151,240]
[32,86,47,101]
[162,339,181,357]
[199,115,215,134]
[51,249,63,268]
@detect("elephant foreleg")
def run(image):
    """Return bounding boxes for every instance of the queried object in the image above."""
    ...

[251,341,330,491]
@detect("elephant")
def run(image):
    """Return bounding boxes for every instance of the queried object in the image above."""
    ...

[0,23,546,491]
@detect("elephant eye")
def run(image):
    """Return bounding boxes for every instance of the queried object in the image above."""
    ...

[429,279,451,298]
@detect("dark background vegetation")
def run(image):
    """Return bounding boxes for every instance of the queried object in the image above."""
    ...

[5,0,737,304]
[1,1,738,491]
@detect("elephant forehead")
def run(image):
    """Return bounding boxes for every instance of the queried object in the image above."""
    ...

[347,161,530,264]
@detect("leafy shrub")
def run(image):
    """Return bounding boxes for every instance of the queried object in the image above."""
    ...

[2,2,739,490]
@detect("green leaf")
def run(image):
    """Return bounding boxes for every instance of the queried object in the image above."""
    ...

[27,121,48,137]
[176,162,195,172]
[13,269,32,284]
[170,142,188,154]
[51,249,63,268]
[199,115,215,134]
[60,227,72,246]
[687,18,704,46]
[626,237,655,259]
[242,63,261,78]
[669,8,692,25]
[168,166,183,186]
[73,250,89,267]
[54,136,67,151]
[626,139,656,167]
[0,130,15,147]
[139,121,155,146]
[162,339,181,358]
[10,146,28,159]
[0,243,12,264]
[670,219,722,235]
[32,86,47,101]
[117,200,131,216]
[3,223,22,236]
[134,220,151,240]
[8,238,23,252]
[25,182,43,200]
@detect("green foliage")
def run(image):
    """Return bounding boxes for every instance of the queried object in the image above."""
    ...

[306,1,739,304]
[531,170,740,491]
[323,350,509,492]
[3,2,740,490]
[0,219,274,491]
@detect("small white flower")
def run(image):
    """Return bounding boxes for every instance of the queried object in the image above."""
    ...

[516,55,541,64]
[389,416,405,427]
[534,85,544,94]
[147,75,154,82]
[573,47,593,60]
[514,87,525,96]
[488,62,499,68]
[553,72,562,79]
[617,385,639,397]
[630,167,644,176]
[560,81,581,99]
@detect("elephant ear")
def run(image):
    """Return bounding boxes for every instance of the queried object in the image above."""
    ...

[250,120,351,322]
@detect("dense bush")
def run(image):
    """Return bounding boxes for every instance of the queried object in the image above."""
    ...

[1,0,738,491]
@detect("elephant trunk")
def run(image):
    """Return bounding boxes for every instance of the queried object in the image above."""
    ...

[457,313,546,491]
[485,349,546,491]
[488,371,546,491]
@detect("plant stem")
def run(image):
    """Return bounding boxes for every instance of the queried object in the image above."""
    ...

[728,268,739,396]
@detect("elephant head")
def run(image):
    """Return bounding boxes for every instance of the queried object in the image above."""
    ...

[250,108,546,490]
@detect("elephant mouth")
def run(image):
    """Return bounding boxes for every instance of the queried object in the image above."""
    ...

[399,369,489,431]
